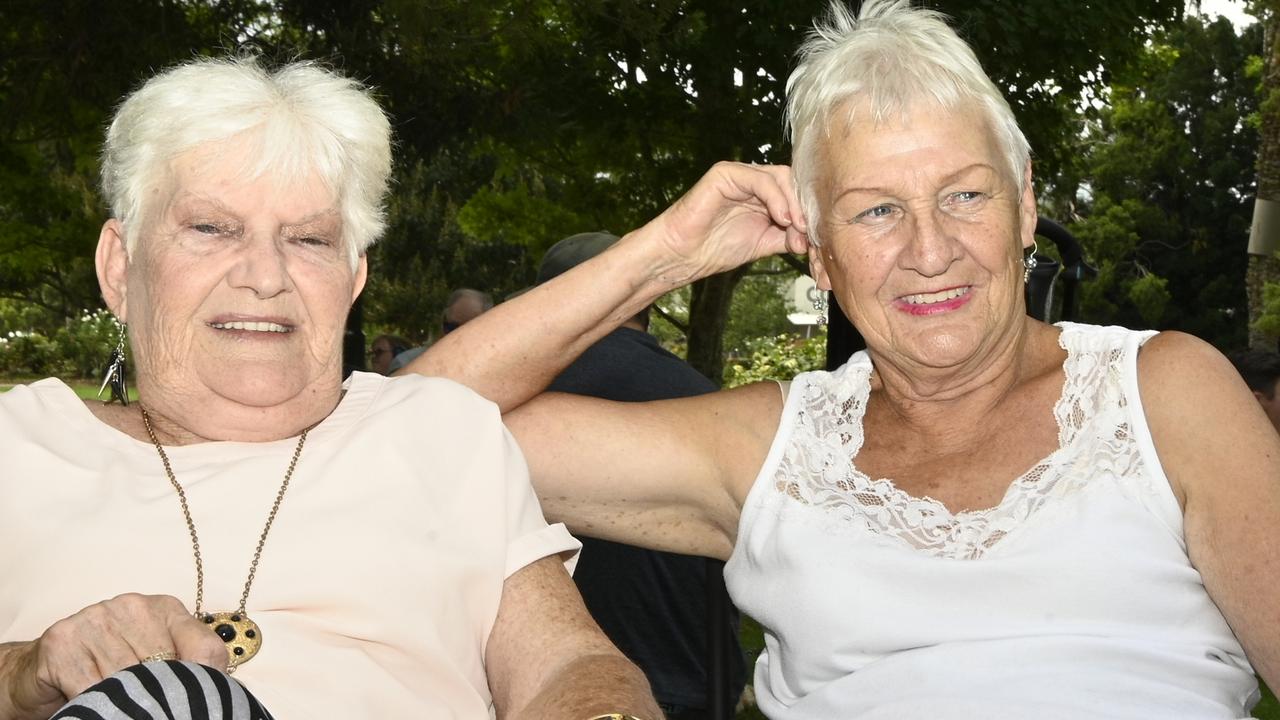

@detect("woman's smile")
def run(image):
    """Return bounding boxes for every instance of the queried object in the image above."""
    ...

[892,285,973,316]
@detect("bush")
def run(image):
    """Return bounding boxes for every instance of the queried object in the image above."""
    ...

[0,331,60,377]
[724,332,827,388]
[0,308,122,380]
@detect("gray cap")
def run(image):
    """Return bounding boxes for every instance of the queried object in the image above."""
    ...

[536,231,620,284]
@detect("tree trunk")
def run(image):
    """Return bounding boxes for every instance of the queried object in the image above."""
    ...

[1250,3,1280,349]
[686,267,749,385]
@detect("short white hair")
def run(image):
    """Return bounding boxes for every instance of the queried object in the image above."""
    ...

[100,55,392,268]
[786,0,1031,245]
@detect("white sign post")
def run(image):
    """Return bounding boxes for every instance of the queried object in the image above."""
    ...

[787,275,826,334]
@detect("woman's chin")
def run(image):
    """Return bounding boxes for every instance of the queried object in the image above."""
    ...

[196,367,320,411]
[875,325,983,370]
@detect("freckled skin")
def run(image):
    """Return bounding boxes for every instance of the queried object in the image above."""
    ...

[807,99,1037,382]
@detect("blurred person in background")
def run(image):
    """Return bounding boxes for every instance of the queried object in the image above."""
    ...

[538,231,746,720]
[368,333,411,375]
[1229,349,1280,433]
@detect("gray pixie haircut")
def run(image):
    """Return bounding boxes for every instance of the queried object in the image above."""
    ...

[101,55,392,268]
[786,0,1031,246]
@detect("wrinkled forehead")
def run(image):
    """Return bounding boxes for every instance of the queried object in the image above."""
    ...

[153,138,340,224]
[818,96,1009,188]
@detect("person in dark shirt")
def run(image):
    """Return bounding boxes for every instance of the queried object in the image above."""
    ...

[1229,349,1280,434]
[540,232,747,720]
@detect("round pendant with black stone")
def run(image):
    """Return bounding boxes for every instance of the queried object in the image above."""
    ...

[202,611,262,671]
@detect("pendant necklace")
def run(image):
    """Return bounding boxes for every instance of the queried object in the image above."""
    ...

[141,407,308,673]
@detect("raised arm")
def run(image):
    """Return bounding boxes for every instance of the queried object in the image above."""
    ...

[485,556,661,720]
[404,163,808,412]
[505,381,784,561]
[1139,332,1280,689]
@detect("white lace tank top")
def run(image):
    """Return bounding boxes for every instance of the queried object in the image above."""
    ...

[724,323,1258,719]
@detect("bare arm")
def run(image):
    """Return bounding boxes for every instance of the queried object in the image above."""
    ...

[404,163,808,412]
[505,382,783,561]
[485,556,661,720]
[1139,332,1280,688]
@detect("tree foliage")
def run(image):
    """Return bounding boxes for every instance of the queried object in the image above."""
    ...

[723,331,827,388]
[1066,15,1260,347]
[0,0,1218,378]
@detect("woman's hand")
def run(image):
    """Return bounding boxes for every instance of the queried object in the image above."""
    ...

[629,161,810,286]
[1,594,227,719]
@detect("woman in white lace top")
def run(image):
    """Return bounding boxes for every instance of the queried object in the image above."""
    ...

[417,1,1280,717]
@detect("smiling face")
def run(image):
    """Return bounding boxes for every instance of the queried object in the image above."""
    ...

[96,140,367,441]
[808,99,1036,374]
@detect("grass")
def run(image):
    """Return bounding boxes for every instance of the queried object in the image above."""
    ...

[0,377,137,401]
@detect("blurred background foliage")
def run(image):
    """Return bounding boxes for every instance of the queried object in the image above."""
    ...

[0,0,1272,384]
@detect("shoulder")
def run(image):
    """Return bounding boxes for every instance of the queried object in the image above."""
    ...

[0,379,118,456]
[350,371,504,432]
[0,377,79,420]
[1135,331,1266,502]
[706,380,788,444]
[1135,330,1239,399]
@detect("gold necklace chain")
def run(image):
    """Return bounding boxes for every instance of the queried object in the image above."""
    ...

[140,407,308,671]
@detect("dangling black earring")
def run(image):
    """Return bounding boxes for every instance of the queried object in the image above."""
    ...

[97,318,129,405]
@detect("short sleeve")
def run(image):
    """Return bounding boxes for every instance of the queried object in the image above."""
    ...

[498,426,581,578]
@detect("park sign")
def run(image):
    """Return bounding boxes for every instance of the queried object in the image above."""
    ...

[787,275,826,326]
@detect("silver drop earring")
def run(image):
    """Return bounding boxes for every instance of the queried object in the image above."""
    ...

[812,291,828,326]
[98,318,130,405]
[1023,240,1040,284]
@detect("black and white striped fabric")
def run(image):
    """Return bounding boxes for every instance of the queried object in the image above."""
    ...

[50,660,274,720]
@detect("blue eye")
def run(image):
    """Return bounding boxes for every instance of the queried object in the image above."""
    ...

[855,204,897,224]
[949,191,985,204]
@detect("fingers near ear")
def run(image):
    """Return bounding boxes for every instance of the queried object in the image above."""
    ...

[96,220,130,321]
[759,164,808,234]
[785,226,811,256]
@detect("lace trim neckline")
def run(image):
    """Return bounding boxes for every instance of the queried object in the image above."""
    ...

[837,330,1074,520]
[776,324,1134,558]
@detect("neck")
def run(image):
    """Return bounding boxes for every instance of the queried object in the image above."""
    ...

[866,317,1047,434]
[127,382,342,445]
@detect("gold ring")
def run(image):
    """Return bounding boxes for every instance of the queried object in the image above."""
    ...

[140,650,178,663]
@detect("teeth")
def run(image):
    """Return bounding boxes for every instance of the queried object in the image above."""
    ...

[210,321,290,333]
[903,287,968,305]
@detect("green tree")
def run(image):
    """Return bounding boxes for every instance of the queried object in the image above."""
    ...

[0,0,1194,378]
[1251,0,1280,348]
[1068,15,1260,347]
[432,0,1186,381]
[0,0,273,331]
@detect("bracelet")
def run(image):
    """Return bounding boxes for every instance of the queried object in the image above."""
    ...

[587,715,645,720]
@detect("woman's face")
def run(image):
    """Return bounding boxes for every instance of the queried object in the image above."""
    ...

[99,142,366,439]
[809,99,1035,372]
[370,337,396,375]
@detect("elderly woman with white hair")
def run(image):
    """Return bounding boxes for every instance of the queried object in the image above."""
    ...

[413,1,1280,718]
[0,54,804,719]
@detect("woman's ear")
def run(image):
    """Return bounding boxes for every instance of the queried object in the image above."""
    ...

[351,254,368,304]
[808,244,833,291]
[1019,161,1038,250]
[96,219,130,320]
